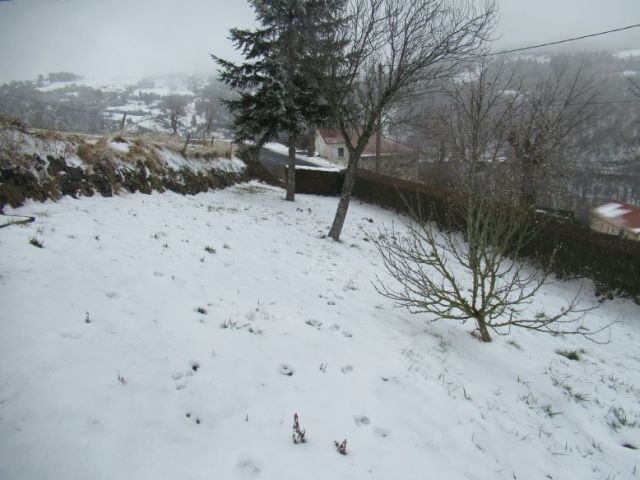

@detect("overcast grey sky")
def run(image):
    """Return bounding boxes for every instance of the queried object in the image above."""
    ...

[0,0,638,83]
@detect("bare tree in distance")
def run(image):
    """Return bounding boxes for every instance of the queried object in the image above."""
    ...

[158,94,190,135]
[370,194,604,343]
[323,0,497,240]
[506,60,600,208]
[195,80,227,137]
[629,76,640,98]
[433,58,521,194]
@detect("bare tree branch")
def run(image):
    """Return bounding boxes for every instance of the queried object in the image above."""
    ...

[323,0,498,240]
[370,193,604,343]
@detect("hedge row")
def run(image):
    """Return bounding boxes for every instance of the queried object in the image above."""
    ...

[0,154,243,210]
[351,169,640,300]
[286,166,345,196]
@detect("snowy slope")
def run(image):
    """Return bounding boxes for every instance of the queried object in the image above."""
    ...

[1,184,639,480]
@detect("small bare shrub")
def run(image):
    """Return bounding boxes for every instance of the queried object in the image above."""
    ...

[29,236,44,248]
[292,413,306,444]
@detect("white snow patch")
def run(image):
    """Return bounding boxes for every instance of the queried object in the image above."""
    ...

[594,202,630,218]
[264,142,345,168]
[35,82,75,92]
[133,87,194,97]
[615,48,640,59]
[295,165,344,173]
[108,141,130,154]
[156,148,244,174]
[65,155,84,168]
[517,54,551,63]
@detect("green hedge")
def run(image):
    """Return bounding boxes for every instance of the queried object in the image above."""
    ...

[287,166,345,196]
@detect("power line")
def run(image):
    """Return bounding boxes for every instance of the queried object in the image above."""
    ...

[486,23,640,57]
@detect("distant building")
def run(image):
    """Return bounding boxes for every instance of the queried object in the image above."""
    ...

[590,201,640,241]
[314,128,418,180]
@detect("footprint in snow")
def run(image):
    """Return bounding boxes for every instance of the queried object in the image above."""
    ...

[278,364,295,376]
[305,319,322,329]
[185,412,202,425]
[105,291,118,299]
[342,331,353,338]
[341,365,353,374]
[355,416,370,426]
[330,324,340,331]
[374,427,390,438]
[235,457,262,478]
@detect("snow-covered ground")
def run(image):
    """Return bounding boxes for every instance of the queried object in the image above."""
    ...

[1,184,639,480]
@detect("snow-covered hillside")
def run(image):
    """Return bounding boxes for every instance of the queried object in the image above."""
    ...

[1,184,639,480]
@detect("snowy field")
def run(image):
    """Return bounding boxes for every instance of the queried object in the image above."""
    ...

[1,183,639,480]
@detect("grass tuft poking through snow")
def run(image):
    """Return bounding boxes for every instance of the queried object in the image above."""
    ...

[28,236,44,248]
[1,182,639,480]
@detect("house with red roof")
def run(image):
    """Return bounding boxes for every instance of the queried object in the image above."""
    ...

[590,201,640,241]
[314,128,418,180]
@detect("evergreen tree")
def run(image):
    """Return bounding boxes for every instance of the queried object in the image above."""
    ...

[214,0,346,201]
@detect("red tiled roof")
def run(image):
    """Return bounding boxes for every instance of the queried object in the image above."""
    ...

[592,201,640,231]
[317,128,415,156]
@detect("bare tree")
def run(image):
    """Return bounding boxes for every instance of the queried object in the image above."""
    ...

[323,0,497,240]
[371,194,602,342]
[506,60,600,208]
[629,76,640,98]
[195,80,227,137]
[432,58,520,194]
[158,94,190,134]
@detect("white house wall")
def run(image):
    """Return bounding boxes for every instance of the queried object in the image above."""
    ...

[314,132,349,163]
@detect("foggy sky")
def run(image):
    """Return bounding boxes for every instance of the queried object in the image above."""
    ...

[0,0,638,84]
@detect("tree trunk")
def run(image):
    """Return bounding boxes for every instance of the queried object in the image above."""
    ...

[518,152,537,208]
[475,317,492,342]
[375,123,382,173]
[286,134,296,202]
[328,150,359,240]
[181,133,191,156]
[307,132,315,157]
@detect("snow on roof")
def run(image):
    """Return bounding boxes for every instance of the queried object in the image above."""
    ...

[594,203,630,219]
[295,165,343,172]
[615,48,640,59]
[593,201,640,230]
[317,128,415,156]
